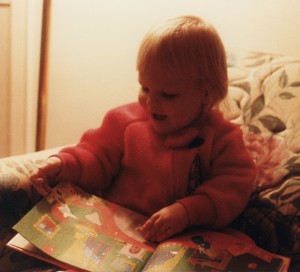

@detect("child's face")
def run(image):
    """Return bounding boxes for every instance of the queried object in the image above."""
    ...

[138,70,206,135]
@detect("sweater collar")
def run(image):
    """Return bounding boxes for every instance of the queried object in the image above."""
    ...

[163,110,219,149]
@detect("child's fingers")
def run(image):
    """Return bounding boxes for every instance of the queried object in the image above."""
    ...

[31,177,52,196]
[146,223,173,242]
[147,214,164,229]
[30,158,62,196]
[139,215,157,232]
[30,166,53,196]
[34,157,62,181]
[141,218,167,241]
[151,227,173,242]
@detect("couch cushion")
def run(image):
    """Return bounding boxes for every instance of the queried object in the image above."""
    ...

[226,50,300,266]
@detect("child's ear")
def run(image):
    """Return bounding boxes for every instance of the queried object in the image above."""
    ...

[194,79,213,110]
[202,102,213,113]
[196,79,209,100]
[202,91,215,112]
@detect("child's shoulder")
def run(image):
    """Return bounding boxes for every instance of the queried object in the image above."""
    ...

[110,102,139,111]
[209,109,242,134]
[105,102,146,124]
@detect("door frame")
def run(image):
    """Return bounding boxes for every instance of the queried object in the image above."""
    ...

[10,0,43,155]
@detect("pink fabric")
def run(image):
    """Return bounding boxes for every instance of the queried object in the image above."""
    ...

[56,102,256,229]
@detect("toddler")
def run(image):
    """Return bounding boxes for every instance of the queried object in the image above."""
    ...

[30,15,256,243]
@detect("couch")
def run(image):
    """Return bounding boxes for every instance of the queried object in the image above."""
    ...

[1,49,300,271]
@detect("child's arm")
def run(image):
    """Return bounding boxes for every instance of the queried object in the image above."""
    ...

[30,156,62,196]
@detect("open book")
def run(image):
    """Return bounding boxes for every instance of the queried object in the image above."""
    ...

[8,182,290,272]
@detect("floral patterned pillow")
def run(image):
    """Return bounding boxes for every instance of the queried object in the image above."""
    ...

[227,51,300,267]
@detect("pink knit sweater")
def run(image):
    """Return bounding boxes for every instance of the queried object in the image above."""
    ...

[55,102,256,229]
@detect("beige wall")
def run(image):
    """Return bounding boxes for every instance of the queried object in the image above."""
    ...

[1,0,299,156]
[40,0,300,148]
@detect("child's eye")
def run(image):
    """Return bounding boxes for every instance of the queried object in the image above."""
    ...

[162,92,178,100]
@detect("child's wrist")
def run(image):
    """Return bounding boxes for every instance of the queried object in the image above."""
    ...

[174,202,190,229]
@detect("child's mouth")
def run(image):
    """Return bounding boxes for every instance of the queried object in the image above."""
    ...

[152,113,167,121]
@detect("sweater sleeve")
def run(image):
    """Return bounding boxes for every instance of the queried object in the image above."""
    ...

[177,122,256,229]
[55,103,139,193]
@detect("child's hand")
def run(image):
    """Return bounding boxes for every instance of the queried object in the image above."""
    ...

[30,157,62,196]
[138,203,188,242]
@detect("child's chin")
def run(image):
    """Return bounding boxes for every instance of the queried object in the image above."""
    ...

[151,124,176,135]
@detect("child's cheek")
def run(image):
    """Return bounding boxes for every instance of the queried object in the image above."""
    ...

[138,92,147,108]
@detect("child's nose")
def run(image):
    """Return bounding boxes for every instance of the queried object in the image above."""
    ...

[146,94,161,110]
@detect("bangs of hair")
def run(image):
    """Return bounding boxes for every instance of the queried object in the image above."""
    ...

[137,17,205,81]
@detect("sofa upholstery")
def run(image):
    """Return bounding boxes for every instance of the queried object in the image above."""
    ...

[1,49,300,271]
[226,49,300,269]
[0,148,61,271]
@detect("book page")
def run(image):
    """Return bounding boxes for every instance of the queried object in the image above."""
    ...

[7,234,84,271]
[13,182,156,272]
[142,228,290,272]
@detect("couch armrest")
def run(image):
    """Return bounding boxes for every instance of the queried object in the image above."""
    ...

[0,147,63,227]
[0,147,66,271]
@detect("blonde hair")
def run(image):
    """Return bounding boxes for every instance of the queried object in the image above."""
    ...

[137,16,228,108]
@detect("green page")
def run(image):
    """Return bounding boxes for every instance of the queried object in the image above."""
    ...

[13,182,155,271]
